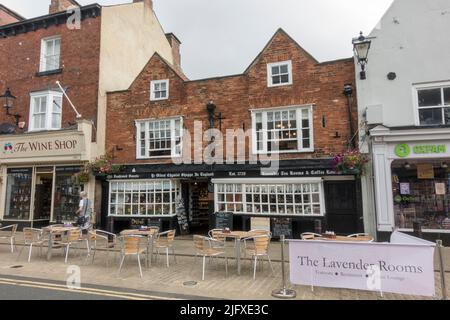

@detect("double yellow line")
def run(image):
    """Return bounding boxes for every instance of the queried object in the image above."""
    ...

[0,277,181,300]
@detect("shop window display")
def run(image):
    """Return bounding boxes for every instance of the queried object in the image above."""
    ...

[4,168,33,220]
[392,159,450,231]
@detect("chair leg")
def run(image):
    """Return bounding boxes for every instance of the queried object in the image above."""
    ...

[28,243,33,263]
[137,254,143,278]
[118,255,126,276]
[91,247,97,264]
[65,245,70,264]
[253,256,258,280]
[202,256,206,281]
[225,256,228,278]
[267,255,275,275]
[10,238,14,253]
[166,247,169,268]
[172,247,177,264]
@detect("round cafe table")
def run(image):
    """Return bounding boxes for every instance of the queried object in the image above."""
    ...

[42,226,79,261]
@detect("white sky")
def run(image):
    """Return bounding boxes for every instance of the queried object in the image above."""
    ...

[1,0,394,80]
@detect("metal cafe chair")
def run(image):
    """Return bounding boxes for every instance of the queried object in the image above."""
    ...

[58,228,89,264]
[208,229,228,249]
[300,232,323,240]
[347,233,375,242]
[154,230,177,268]
[193,235,228,281]
[17,228,45,262]
[117,235,147,278]
[0,224,18,253]
[243,234,275,280]
[87,229,118,267]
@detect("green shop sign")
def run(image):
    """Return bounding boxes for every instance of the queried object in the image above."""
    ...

[395,143,447,158]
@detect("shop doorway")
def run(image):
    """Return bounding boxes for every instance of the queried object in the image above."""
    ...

[324,181,359,235]
[185,181,210,235]
[33,171,53,221]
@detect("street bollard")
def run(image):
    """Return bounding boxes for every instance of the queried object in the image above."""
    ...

[436,240,447,300]
[271,235,297,299]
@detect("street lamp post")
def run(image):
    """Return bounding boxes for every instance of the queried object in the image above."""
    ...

[352,32,372,80]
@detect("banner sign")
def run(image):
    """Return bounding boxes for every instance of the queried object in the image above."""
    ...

[289,240,436,297]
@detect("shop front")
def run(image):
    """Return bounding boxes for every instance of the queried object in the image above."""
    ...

[0,120,96,229]
[371,126,450,241]
[103,160,363,238]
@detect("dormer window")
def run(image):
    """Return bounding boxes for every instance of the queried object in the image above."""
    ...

[40,36,61,72]
[150,80,169,101]
[267,61,293,87]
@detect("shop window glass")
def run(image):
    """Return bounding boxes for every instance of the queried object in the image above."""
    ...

[109,180,179,217]
[417,85,450,125]
[392,160,450,231]
[4,169,32,220]
[215,182,323,215]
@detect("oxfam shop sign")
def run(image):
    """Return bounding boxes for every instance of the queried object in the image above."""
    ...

[394,143,447,158]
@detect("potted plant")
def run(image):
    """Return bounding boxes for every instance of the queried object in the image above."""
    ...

[87,153,123,176]
[332,150,369,177]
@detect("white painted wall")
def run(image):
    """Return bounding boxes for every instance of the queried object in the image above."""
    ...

[96,1,174,158]
[357,0,450,152]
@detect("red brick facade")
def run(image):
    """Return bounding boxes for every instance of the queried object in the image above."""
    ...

[106,29,357,164]
[0,10,101,137]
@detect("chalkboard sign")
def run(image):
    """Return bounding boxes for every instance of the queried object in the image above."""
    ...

[130,218,147,229]
[272,218,293,238]
[214,212,233,230]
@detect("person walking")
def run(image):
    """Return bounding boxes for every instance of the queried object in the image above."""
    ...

[76,191,93,232]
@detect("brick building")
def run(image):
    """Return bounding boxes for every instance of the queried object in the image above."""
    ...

[105,29,361,237]
[0,0,178,229]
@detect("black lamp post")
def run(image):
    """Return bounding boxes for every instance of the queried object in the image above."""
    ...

[343,84,356,149]
[352,32,372,80]
[1,88,22,126]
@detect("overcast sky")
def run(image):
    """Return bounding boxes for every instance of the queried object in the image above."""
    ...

[2,0,393,79]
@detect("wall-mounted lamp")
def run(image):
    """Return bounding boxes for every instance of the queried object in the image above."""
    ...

[352,32,372,80]
[0,88,22,126]
[206,101,225,130]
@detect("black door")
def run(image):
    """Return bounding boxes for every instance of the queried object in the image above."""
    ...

[325,181,359,235]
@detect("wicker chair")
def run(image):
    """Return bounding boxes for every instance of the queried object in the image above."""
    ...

[154,230,177,268]
[193,235,228,281]
[118,235,147,278]
[243,234,275,280]
[87,229,117,267]
[0,224,18,253]
[17,228,45,262]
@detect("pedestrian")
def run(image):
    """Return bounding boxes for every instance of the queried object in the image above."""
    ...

[76,191,92,233]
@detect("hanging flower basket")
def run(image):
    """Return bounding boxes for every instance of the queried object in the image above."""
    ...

[87,153,123,176]
[332,150,369,177]
[72,170,90,185]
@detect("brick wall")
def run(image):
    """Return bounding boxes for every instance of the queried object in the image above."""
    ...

[0,15,101,135]
[106,29,357,164]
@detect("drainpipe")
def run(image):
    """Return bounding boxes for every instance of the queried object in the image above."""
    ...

[343,84,356,149]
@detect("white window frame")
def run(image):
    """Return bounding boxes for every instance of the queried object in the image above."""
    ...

[29,90,63,132]
[212,178,325,217]
[108,180,180,218]
[150,79,170,101]
[251,105,314,155]
[413,81,450,126]
[135,116,183,159]
[39,36,61,72]
[267,60,293,87]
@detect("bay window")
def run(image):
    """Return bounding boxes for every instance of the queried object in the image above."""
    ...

[416,83,450,125]
[136,117,183,158]
[29,91,63,131]
[252,106,313,154]
[109,180,180,217]
[214,179,324,216]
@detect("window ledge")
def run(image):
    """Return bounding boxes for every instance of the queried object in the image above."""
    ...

[35,68,63,77]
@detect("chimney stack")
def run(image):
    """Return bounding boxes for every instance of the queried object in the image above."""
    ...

[166,33,182,71]
[133,0,153,11]
[49,0,79,14]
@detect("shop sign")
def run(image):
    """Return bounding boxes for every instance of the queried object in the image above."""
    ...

[394,143,448,158]
[417,164,434,179]
[250,217,271,232]
[1,135,83,159]
[289,238,435,296]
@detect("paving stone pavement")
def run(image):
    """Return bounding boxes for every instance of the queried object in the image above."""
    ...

[0,234,448,300]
